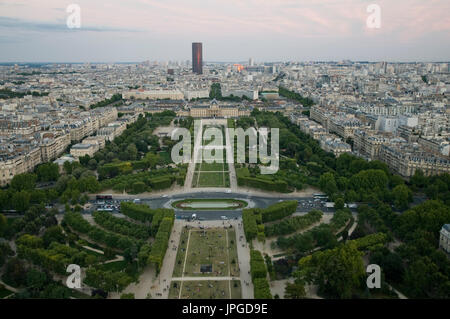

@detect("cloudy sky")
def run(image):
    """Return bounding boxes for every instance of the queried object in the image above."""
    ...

[0,0,449,62]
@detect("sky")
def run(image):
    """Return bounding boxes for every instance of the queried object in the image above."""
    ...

[0,0,449,63]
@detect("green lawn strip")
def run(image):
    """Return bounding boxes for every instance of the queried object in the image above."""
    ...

[197,172,224,187]
[200,162,225,172]
[227,229,240,276]
[172,228,190,277]
[230,280,242,299]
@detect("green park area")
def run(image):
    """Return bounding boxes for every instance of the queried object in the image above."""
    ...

[172,227,239,278]
[169,280,241,299]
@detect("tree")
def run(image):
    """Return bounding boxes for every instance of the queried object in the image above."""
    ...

[284,280,306,299]
[79,155,91,167]
[26,269,47,290]
[396,200,450,243]
[43,226,66,247]
[410,169,427,189]
[334,197,345,210]
[10,173,37,191]
[36,163,60,182]
[298,242,365,299]
[319,173,338,196]
[392,184,413,211]
[12,191,31,212]
[403,256,447,298]
[0,213,6,236]
[126,144,138,161]
[88,159,98,170]
[3,258,27,287]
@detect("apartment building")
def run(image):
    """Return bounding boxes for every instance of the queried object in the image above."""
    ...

[378,143,450,177]
[70,143,99,158]
[0,147,42,186]
[439,224,450,254]
[40,132,71,162]
[353,129,391,160]
[123,89,184,100]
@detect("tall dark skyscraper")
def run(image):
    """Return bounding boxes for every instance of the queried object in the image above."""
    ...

[192,42,203,75]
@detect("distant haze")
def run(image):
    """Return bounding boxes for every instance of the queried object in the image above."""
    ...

[0,0,449,62]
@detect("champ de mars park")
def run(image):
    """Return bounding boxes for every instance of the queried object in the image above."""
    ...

[0,111,448,301]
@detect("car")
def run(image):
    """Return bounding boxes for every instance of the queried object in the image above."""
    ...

[162,194,168,198]
[226,190,231,194]
[221,216,228,220]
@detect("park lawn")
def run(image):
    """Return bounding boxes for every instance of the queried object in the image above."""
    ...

[184,229,229,277]
[200,162,225,172]
[172,228,190,277]
[230,280,242,299]
[172,280,232,299]
[168,280,181,299]
[192,172,199,187]
[197,172,225,187]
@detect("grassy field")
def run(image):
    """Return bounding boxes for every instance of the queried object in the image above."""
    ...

[184,228,229,276]
[197,172,226,187]
[192,124,230,188]
[169,280,241,299]
[172,227,240,277]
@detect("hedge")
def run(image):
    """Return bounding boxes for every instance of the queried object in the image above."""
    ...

[17,239,98,275]
[250,250,267,280]
[64,211,139,251]
[120,202,155,223]
[150,209,175,235]
[244,201,298,225]
[148,176,175,190]
[350,232,388,251]
[237,176,288,193]
[148,217,174,271]
[264,210,323,237]
[253,278,272,299]
[260,200,298,223]
[93,210,150,239]
[242,210,258,241]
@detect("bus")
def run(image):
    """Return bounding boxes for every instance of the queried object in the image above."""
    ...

[96,195,113,201]
[313,194,328,200]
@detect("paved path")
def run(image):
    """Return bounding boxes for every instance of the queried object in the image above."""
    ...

[178,228,192,298]
[233,221,254,298]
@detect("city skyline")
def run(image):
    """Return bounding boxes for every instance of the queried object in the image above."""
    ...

[0,0,449,62]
